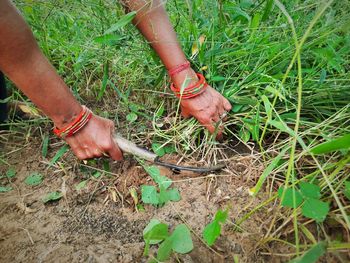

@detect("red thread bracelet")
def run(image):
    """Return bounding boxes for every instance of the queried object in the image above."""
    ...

[53,106,92,138]
[170,73,208,99]
[168,61,191,77]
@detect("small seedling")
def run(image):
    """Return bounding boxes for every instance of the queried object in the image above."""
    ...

[141,165,180,206]
[6,168,16,178]
[42,191,63,203]
[203,209,229,246]
[143,219,193,261]
[0,186,12,193]
[24,172,43,186]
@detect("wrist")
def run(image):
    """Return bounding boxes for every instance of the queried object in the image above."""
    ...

[171,67,198,89]
[52,104,83,129]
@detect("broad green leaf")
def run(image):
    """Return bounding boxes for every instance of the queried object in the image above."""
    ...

[157,237,173,261]
[214,209,228,223]
[42,191,62,203]
[126,112,138,123]
[143,219,164,245]
[152,143,166,157]
[167,188,181,202]
[24,172,43,186]
[289,241,327,263]
[6,168,16,178]
[104,11,137,34]
[239,127,250,143]
[170,224,193,254]
[141,185,159,205]
[42,135,49,158]
[144,165,172,189]
[278,187,303,208]
[0,186,12,193]
[310,134,350,155]
[203,221,221,246]
[50,145,69,165]
[302,199,329,222]
[344,181,350,200]
[143,222,169,256]
[299,182,321,199]
[75,180,87,191]
[93,34,123,46]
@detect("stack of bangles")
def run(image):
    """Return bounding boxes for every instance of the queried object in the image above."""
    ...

[53,105,92,138]
[168,61,207,99]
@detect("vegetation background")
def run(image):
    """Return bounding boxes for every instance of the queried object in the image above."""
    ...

[1,0,350,262]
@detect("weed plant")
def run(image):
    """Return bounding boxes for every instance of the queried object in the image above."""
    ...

[5,0,350,260]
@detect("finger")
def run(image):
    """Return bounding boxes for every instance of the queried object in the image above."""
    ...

[181,109,191,118]
[223,98,232,111]
[107,140,123,161]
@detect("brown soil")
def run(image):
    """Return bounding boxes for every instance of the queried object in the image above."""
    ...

[0,129,300,263]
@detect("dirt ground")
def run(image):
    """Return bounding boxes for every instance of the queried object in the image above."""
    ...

[0,129,294,263]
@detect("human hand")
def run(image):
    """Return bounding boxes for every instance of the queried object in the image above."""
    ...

[64,114,123,161]
[180,85,232,138]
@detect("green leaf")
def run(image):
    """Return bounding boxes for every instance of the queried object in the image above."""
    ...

[164,145,177,154]
[141,185,159,205]
[211,76,226,82]
[104,11,137,34]
[289,241,327,263]
[166,188,181,202]
[344,181,350,200]
[126,112,138,123]
[299,182,321,199]
[0,186,13,193]
[24,172,43,186]
[203,221,221,246]
[143,222,169,256]
[262,0,274,21]
[75,180,87,191]
[92,171,102,178]
[278,187,303,208]
[310,134,350,155]
[143,218,169,245]
[144,165,172,189]
[93,34,123,46]
[261,95,272,120]
[42,135,49,158]
[42,191,62,203]
[152,143,166,157]
[50,144,69,165]
[302,199,329,223]
[6,168,16,178]
[157,237,173,261]
[214,209,228,223]
[170,224,193,254]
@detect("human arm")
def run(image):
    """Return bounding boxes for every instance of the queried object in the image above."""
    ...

[0,0,122,160]
[121,0,232,136]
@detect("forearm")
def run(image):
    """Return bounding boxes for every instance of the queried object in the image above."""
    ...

[121,0,198,87]
[0,0,81,128]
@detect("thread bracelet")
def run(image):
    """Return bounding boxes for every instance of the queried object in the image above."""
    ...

[53,106,92,138]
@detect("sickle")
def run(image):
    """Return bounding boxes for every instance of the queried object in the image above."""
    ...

[113,134,225,174]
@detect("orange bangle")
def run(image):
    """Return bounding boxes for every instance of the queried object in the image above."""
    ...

[170,73,207,99]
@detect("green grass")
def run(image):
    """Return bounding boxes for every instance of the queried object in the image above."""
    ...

[6,0,350,261]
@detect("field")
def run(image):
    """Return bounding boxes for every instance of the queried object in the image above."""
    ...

[1,0,350,262]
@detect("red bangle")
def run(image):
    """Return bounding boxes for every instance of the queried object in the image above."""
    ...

[168,61,191,77]
[170,73,207,99]
[53,106,92,138]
